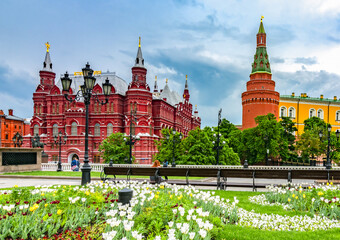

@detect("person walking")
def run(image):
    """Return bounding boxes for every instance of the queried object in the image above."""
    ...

[71,155,79,171]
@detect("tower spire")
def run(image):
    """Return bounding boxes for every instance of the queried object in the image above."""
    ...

[252,18,271,74]
[134,36,145,68]
[183,74,190,101]
[42,42,53,72]
[154,75,158,92]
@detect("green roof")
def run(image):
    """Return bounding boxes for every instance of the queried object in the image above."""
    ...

[258,21,265,34]
[251,47,271,73]
[280,95,340,103]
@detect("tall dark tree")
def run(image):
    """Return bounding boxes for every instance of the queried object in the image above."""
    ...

[279,117,298,162]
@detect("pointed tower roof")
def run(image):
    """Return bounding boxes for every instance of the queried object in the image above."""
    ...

[251,17,271,74]
[154,75,158,92]
[183,74,190,101]
[42,42,53,72]
[258,16,265,33]
[134,37,145,68]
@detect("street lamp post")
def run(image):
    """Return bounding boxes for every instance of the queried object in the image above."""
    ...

[61,63,112,185]
[54,130,67,172]
[166,130,182,167]
[212,109,224,165]
[124,103,140,164]
[264,136,269,166]
[326,124,332,169]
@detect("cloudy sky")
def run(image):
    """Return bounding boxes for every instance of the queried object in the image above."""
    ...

[1,0,340,127]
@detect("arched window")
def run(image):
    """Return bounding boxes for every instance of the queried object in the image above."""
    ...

[336,111,340,121]
[317,109,324,119]
[33,124,39,136]
[94,123,100,136]
[280,106,287,117]
[71,122,77,136]
[107,123,113,136]
[309,109,316,118]
[52,124,58,137]
[288,107,295,118]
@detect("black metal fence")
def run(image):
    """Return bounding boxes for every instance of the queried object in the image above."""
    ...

[2,152,37,165]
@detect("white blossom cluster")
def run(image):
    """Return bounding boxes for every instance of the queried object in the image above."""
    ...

[249,194,291,210]
[237,208,340,231]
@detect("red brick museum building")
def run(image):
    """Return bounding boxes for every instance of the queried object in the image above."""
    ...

[23,41,201,164]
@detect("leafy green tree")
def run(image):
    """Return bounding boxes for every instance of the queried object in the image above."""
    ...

[154,127,240,165]
[303,117,327,132]
[214,118,239,138]
[330,132,340,164]
[296,130,323,162]
[180,127,215,165]
[296,117,328,162]
[154,129,184,164]
[239,113,284,164]
[279,117,298,162]
[98,133,130,163]
[227,128,243,158]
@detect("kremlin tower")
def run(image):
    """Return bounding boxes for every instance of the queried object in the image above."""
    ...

[241,18,279,129]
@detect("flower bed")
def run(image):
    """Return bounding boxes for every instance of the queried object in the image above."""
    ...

[0,181,339,239]
[250,183,340,220]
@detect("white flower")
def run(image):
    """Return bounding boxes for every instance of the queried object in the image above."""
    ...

[176,223,182,229]
[168,221,174,228]
[81,198,86,202]
[189,232,195,240]
[155,236,161,240]
[102,230,117,240]
[186,214,191,221]
[199,229,207,238]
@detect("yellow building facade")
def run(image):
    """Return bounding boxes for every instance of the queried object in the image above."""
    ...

[279,93,340,135]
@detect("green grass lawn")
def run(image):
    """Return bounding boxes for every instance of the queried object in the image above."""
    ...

[1,171,204,180]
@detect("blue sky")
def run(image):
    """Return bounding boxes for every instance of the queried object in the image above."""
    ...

[1,0,340,127]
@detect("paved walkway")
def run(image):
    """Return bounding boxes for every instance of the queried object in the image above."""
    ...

[0,175,315,191]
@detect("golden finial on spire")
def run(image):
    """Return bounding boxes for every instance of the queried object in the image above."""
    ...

[139,37,141,47]
[186,75,188,81]
[261,16,264,22]
[195,104,197,108]
[166,78,168,84]
[155,75,157,81]
[45,42,50,52]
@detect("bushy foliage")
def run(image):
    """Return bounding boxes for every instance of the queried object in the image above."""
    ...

[155,127,240,165]
[98,133,130,164]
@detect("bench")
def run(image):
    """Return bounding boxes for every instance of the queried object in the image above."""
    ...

[102,167,269,190]
[102,166,340,191]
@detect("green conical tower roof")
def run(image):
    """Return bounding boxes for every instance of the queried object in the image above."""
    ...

[251,18,271,74]
[258,21,265,34]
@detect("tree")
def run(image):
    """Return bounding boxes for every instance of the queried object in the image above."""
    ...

[296,130,324,162]
[303,117,327,132]
[98,133,130,164]
[296,117,328,162]
[279,117,298,162]
[180,127,215,165]
[214,118,238,139]
[239,113,284,164]
[154,127,240,165]
[154,129,184,164]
